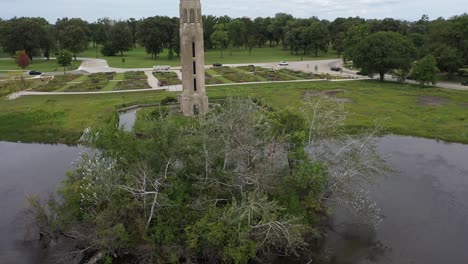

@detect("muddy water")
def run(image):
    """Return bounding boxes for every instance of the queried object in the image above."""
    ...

[329,136,468,264]
[118,109,138,132]
[1,136,467,264]
[0,141,84,264]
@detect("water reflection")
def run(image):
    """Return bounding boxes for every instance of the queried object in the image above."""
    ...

[1,136,468,263]
[0,141,84,264]
[118,109,138,132]
[329,136,468,264]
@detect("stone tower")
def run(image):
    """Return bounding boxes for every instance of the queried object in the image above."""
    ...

[179,0,209,116]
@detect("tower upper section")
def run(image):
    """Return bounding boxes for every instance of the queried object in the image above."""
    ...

[180,0,203,26]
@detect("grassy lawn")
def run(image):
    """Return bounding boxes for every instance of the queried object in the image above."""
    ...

[0,59,81,72]
[79,46,338,68]
[0,80,467,144]
[0,90,173,143]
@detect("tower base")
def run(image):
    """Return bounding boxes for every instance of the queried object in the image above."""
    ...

[179,94,209,116]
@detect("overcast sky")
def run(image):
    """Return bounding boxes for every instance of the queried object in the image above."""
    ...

[1,0,465,22]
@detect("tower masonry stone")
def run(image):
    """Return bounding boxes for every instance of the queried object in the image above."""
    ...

[179,0,209,116]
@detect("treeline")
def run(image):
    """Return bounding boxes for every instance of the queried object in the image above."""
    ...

[0,13,466,77]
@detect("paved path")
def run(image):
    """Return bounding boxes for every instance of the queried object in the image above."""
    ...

[7,78,368,99]
[144,71,160,89]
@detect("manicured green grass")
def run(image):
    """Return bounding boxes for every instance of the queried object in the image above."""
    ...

[0,59,81,72]
[79,46,338,68]
[1,80,467,144]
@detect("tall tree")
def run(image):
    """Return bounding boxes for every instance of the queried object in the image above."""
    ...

[430,44,463,79]
[354,32,416,81]
[108,21,133,57]
[127,18,139,48]
[57,49,73,74]
[411,55,439,87]
[303,21,330,57]
[211,24,228,58]
[343,24,370,62]
[137,17,168,59]
[0,17,49,60]
[59,25,88,60]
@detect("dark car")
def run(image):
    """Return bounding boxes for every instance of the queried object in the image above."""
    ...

[213,63,222,68]
[29,70,42,76]
[330,67,342,72]
[461,81,468,86]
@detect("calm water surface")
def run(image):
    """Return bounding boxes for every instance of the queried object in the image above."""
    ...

[1,136,467,263]
[0,141,84,264]
[330,136,468,264]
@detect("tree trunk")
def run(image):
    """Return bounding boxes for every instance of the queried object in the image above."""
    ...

[379,72,385,81]
[120,50,123,57]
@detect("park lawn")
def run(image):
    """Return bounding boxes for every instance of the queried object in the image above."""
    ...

[0,59,81,72]
[79,45,338,68]
[0,80,467,144]
[34,74,83,92]
[0,90,173,144]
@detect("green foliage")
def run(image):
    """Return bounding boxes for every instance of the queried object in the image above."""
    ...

[354,31,416,81]
[411,55,440,87]
[57,50,73,73]
[33,98,333,263]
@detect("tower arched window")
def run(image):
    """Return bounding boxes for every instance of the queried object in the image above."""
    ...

[190,9,195,23]
[183,9,188,23]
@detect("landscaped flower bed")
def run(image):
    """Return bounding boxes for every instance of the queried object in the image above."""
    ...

[205,72,224,84]
[35,74,82,92]
[124,71,147,80]
[211,66,264,83]
[66,72,115,92]
[153,72,181,86]
[115,79,151,90]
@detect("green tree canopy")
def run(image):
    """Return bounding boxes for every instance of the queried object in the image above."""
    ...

[56,49,73,74]
[411,55,440,87]
[354,31,416,81]
[108,21,133,57]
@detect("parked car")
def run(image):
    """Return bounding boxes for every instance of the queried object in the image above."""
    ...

[278,61,289,66]
[213,63,222,68]
[461,80,468,86]
[330,67,342,72]
[29,70,42,76]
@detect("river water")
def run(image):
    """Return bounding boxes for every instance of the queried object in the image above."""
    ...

[1,136,467,264]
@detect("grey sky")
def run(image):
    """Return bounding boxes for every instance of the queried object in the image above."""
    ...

[1,0,465,22]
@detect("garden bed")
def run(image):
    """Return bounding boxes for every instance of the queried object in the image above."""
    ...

[35,75,83,92]
[66,72,115,92]
[153,72,181,86]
